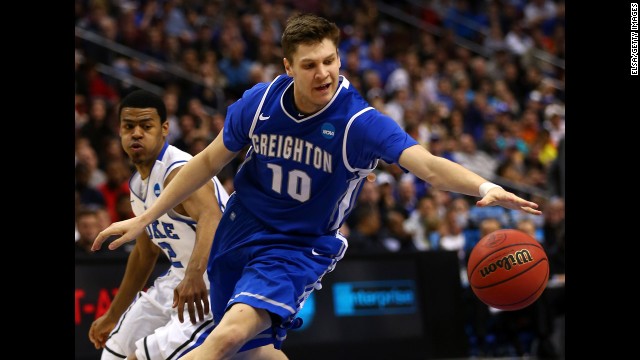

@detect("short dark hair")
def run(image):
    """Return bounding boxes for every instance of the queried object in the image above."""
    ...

[119,89,167,123]
[281,13,340,63]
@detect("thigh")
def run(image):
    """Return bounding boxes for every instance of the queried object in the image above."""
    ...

[105,292,171,356]
[134,311,216,360]
[231,345,289,360]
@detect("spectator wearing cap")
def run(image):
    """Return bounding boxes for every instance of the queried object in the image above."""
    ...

[543,104,565,147]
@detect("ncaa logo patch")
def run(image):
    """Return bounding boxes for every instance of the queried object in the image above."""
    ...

[321,123,335,139]
[154,183,161,197]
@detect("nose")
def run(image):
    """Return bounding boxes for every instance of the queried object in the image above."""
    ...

[132,125,144,138]
[316,64,329,80]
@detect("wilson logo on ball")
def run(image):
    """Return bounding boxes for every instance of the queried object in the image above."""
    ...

[479,249,533,278]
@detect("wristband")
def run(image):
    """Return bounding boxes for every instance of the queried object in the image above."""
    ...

[479,182,503,197]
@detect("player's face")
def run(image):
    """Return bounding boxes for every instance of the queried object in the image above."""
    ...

[119,107,168,166]
[284,38,341,114]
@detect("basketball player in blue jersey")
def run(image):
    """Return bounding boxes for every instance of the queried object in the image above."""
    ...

[93,15,541,360]
[88,90,286,360]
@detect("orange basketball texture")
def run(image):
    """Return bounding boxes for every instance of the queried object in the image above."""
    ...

[467,229,549,311]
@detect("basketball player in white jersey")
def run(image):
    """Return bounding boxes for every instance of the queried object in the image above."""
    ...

[94,15,540,360]
[88,90,284,359]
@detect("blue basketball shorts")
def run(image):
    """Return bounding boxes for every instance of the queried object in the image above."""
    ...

[186,194,347,354]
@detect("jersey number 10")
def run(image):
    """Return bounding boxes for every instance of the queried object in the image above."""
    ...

[266,163,311,202]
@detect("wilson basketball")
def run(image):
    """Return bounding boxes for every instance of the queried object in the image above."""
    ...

[467,229,549,311]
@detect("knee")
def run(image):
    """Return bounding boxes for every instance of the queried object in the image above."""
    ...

[215,323,253,351]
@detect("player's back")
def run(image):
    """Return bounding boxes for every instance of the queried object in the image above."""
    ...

[129,143,229,279]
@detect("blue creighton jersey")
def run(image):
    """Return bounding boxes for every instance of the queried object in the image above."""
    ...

[223,75,418,236]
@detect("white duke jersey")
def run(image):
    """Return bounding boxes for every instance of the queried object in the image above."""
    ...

[129,143,230,280]
[223,75,418,236]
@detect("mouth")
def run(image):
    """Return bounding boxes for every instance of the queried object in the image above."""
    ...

[130,143,143,152]
[315,83,331,91]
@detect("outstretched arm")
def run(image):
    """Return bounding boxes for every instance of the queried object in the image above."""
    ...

[166,167,223,324]
[88,232,160,349]
[398,145,541,215]
[92,133,238,251]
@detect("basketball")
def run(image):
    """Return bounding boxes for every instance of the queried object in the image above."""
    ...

[467,229,549,311]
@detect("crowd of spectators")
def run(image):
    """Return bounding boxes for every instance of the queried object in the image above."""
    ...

[75,0,565,357]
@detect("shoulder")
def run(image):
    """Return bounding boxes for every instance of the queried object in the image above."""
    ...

[161,145,192,183]
[162,144,193,163]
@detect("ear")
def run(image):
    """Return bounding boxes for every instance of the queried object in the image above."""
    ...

[162,120,169,137]
[283,58,293,76]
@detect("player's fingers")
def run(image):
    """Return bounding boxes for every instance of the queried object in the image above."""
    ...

[187,299,197,324]
[88,325,95,345]
[92,232,109,251]
[203,293,210,315]
[521,206,542,215]
[177,298,185,323]
[108,236,131,250]
[172,289,179,309]
[89,324,101,349]
[195,297,205,322]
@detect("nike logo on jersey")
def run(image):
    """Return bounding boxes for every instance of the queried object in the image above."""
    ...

[258,113,270,120]
[298,113,305,117]
[311,249,323,256]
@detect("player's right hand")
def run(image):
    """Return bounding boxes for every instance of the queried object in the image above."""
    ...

[88,315,116,349]
[92,217,147,251]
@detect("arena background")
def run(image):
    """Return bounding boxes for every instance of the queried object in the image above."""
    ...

[75,1,565,358]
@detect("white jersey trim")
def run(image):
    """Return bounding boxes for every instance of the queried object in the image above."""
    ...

[248,75,282,138]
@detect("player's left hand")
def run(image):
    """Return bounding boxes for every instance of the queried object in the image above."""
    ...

[173,275,210,324]
[476,187,542,215]
[88,314,117,349]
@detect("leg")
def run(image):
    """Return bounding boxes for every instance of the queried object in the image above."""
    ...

[231,346,288,360]
[180,303,272,360]
[133,308,215,360]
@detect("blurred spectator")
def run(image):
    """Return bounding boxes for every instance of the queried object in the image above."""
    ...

[542,197,564,252]
[396,174,419,216]
[523,0,557,29]
[505,21,533,57]
[437,207,467,260]
[516,218,542,243]
[75,162,106,209]
[543,103,565,147]
[453,134,498,181]
[468,202,509,229]
[403,195,441,251]
[163,91,183,145]
[347,203,387,255]
[97,160,131,223]
[172,113,201,152]
[79,97,117,165]
[546,137,565,199]
[219,40,255,99]
[115,192,135,222]
[76,138,107,188]
[381,209,418,253]
[75,207,129,260]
